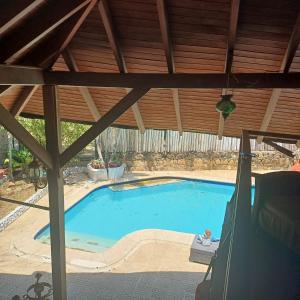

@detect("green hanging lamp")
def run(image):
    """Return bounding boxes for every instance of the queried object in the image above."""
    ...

[216,94,236,120]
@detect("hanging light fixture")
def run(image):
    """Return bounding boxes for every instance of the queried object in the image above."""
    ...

[28,159,47,191]
[216,94,236,120]
[216,72,236,120]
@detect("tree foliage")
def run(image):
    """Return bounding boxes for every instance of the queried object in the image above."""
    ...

[18,117,90,149]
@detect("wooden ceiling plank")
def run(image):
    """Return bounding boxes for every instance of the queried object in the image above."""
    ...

[10,85,39,117]
[60,88,150,166]
[0,0,45,38]
[0,103,52,169]
[1,0,92,64]
[157,0,183,135]
[62,48,101,121]
[218,0,240,140]
[257,12,300,143]
[98,0,145,133]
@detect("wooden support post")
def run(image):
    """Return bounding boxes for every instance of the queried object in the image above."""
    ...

[43,85,67,300]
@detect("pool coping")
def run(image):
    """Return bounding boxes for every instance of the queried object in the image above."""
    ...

[7,175,236,270]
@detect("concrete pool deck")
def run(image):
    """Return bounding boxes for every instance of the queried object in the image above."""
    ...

[0,170,270,299]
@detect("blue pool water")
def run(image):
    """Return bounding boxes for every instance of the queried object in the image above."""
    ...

[35,179,236,252]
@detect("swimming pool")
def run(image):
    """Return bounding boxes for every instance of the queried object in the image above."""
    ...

[35,178,235,252]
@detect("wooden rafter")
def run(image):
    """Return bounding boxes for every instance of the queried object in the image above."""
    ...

[19,0,97,68]
[171,89,183,134]
[62,48,101,121]
[98,0,145,133]
[2,65,300,88]
[6,1,96,118]
[0,0,91,64]
[257,12,300,143]
[157,0,182,135]
[218,0,240,140]
[0,103,52,169]
[60,88,149,166]
[0,0,45,38]
[10,85,39,117]
[1,0,94,104]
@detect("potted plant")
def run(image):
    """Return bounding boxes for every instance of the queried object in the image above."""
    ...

[107,152,126,180]
[87,159,108,181]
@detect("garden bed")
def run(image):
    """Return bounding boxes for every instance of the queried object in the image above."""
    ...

[0,180,35,219]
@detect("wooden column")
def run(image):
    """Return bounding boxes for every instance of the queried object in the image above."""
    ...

[43,85,67,300]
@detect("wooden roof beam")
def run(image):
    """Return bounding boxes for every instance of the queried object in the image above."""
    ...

[0,0,92,64]
[0,64,43,85]
[62,48,101,121]
[98,0,145,133]
[157,0,183,135]
[257,12,300,143]
[218,0,240,140]
[0,0,45,38]
[42,71,300,89]
[60,88,150,166]
[2,65,300,88]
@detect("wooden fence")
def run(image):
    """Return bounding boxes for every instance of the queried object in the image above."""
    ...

[99,127,297,153]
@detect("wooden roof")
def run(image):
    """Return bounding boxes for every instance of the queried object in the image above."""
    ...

[1,0,300,138]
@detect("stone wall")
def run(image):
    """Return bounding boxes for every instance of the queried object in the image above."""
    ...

[124,151,294,171]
